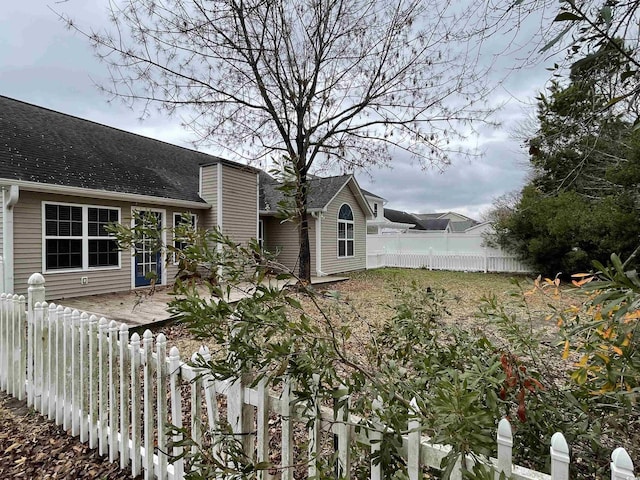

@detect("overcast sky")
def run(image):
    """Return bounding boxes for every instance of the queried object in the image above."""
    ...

[1,1,555,220]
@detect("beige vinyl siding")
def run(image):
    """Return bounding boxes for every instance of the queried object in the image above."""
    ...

[199,164,218,230]
[320,184,366,275]
[221,165,258,245]
[13,190,132,299]
[13,191,208,300]
[263,215,316,277]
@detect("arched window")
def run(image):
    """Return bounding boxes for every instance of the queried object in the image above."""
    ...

[337,203,354,258]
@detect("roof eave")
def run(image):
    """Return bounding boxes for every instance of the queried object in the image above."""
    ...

[0,179,211,210]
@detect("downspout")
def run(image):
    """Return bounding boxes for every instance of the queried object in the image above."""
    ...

[312,211,327,277]
[216,163,224,280]
[3,185,19,293]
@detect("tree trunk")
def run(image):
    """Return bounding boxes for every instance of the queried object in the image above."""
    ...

[296,173,312,283]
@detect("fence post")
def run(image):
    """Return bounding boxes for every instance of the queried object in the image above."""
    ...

[496,418,513,478]
[26,273,45,406]
[550,432,570,480]
[407,398,421,480]
[370,397,383,480]
[0,256,4,293]
[333,384,351,480]
[27,273,46,317]
[280,373,294,480]
[307,374,321,479]
[611,447,634,480]
[483,247,488,273]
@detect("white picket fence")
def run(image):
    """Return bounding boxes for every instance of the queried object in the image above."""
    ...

[367,250,532,273]
[0,273,636,480]
[366,232,532,273]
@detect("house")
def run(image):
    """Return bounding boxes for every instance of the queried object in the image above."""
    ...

[361,190,414,234]
[367,209,480,234]
[259,171,372,277]
[0,95,371,299]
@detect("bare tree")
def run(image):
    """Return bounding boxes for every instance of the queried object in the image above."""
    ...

[60,0,501,282]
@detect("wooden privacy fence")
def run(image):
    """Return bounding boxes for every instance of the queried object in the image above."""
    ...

[0,273,636,480]
[366,250,531,274]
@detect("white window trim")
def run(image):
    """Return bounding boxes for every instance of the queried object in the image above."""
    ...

[337,203,355,259]
[41,201,122,274]
[130,207,167,289]
[173,212,197,265]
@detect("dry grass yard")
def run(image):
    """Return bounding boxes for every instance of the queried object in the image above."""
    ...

[165,268,583,359]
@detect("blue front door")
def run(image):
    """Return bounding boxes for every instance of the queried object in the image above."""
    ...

[135,211,162,287]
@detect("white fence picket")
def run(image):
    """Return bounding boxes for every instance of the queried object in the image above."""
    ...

[108,320,119,461]
[88,315,99,449]
[142,329,154,480]
[169,346,184,480]
[407,398,421,480]
[156,333,168,480]
[63,307,72,431]
[79,312,90,442]
[130,332,142,478]
[17,295,26,401]
[55,305,65,425]
[280,375,294,480]
[71,309,81,437]
[550,432,570,480]
[119,323,130,468]
[611,447,635,480]
[98,317,109,455]
[0,294,6,393]
[46,304,56,421]
[307,375,321,479]
[496,417,513,478]
[334,385,351,480]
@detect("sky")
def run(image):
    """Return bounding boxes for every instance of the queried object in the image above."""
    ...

[0,1,556,221]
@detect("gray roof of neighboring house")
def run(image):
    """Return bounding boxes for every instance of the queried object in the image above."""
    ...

[259,171,353,212]
[415,213,443,220]
[449,219,479,232]
[383,208,424,229]
[0,95,257,203]
[417,218,450,231]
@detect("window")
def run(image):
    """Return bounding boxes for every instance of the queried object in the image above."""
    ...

[337,203,354,258]
[373,203,378,217]
[44,203,120,271]
[173,213,197,263]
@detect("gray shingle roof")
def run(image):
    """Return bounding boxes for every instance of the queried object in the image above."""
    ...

[449,219,479,232]
[0,95,256,203]
[415,213,443,220]
[259,171,352,212]
[383,208,424,229]
[416,218,450,231]
[360,188,385,201]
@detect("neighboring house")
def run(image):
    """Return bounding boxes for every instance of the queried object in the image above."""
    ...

[361,190,414,234]
[414,212,480,232]
[259,171,373,277]
[0,95,371,299]
[371,209,480,234]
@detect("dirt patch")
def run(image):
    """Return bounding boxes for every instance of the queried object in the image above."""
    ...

[0,392,133,479]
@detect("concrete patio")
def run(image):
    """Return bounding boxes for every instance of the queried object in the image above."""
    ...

[58,276,348,329]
